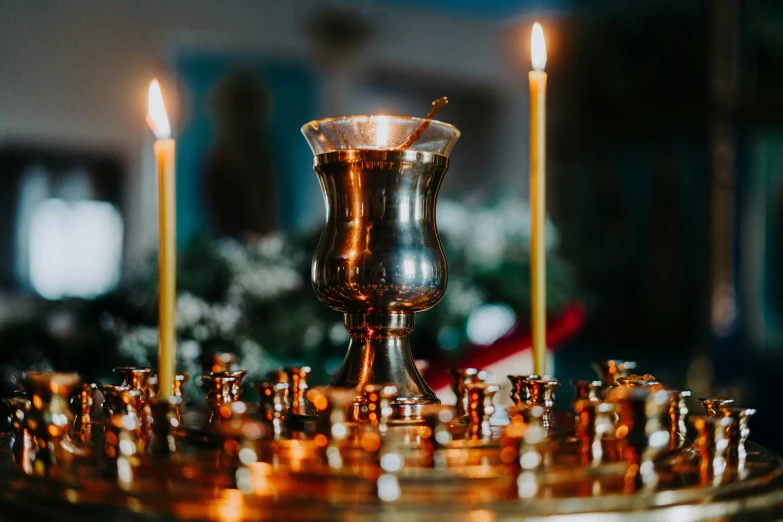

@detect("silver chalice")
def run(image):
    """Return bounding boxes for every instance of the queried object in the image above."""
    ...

[302,115,460,419]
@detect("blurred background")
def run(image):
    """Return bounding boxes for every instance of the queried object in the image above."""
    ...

[1,0,782,452]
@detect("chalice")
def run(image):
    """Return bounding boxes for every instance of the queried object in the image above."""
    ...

[302,114,460,419]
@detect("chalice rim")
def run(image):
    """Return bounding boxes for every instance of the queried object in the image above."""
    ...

[302,113,459,133]
[314,149,448,166]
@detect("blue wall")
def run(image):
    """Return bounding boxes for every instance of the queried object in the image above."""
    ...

[174,53,319,246]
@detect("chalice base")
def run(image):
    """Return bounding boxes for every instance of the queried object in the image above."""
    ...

[331,312,440,420]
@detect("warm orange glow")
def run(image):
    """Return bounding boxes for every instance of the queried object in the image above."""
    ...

[216,489,245,522]
[531,23,547,71]
[290,440,305,458]
[147,79,171,139]
[361,431,381,452]
[306,389,328,411]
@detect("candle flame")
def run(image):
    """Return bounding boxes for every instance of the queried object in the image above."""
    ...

[375,115,390,148]
[531,23,547,71]
[147,79,171,139]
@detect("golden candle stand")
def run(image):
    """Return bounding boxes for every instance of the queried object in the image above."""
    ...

[1,364,782,521]
[2,115,781,521]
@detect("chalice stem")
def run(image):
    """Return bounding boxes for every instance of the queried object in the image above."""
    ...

[331,313,437,406]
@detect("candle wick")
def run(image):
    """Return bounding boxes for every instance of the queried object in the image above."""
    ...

[398,96,449,150]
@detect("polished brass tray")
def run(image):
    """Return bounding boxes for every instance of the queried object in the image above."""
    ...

[1,419,781,522]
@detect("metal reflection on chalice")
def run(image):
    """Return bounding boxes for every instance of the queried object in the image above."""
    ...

[1,115,782,521]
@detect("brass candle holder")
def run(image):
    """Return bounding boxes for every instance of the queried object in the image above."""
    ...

[0,355,780,522]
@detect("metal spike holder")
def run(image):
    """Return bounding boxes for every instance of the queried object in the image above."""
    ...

[1,115,782,520]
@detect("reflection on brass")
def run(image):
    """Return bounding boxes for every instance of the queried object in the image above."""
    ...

[464,383,499,441]
[114,367,154,392]
[169,373,189,421]
[149,395,182,456]
[211,352,239,374]
[268,367,312,415]
[98,385,135,417]
[311,149,453,417]
[358,384,397,429]
[255,381,289,439]
[285,367,310,415]
[100,385,147,440]
[113,367,154,434]
[575,399,615,465]
[211,370,246,401]
[698,396,735,416]
[451,368,489,416]
[606,386,662,473]
[607,387,671,491]
[623,374,657,382]
[690,415,732,485]
[639,389,670,489]
[21,372,80,474]
[4,395,34,473]
[508,374,541,406]
[200,374,239,424]
[2,359,783,520]
[152,372,190,399]
[96,384,117,416]
[665,389,691,447]
[592,402,617,466]
[571,379,603,403]
[218,405,267,493]
[172,373,189,397]
[71,384,95,432]
[615,377,664,391]
[517,405,546,498]
[308,386,357,469]
[254,381,275,412]
[104,413,144,491]
[523,378,560,429]
[592,360,637,386]
[424,406,456,467]
[718,406,756,462]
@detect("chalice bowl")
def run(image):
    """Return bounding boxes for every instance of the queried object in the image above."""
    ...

[302,114,460,420]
